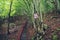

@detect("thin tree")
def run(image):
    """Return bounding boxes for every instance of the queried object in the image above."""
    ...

[8,0,13,34]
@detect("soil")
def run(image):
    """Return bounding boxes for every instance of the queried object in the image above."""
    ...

[1,12,60,40]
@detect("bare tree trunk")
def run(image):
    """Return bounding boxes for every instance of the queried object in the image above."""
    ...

[8,0,13,35]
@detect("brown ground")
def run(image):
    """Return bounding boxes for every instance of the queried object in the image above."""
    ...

[1,12,60,40]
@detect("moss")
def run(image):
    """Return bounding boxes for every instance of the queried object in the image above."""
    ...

[53,34,58,40]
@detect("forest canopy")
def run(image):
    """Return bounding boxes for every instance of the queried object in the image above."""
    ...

[0,0,60,18]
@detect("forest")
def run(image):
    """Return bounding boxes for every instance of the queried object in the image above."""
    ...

[0,0,60,40]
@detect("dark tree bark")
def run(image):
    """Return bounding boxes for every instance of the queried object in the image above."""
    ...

[8,0,13,34]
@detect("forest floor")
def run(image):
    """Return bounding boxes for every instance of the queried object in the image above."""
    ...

[1,12,60,40]
[43,12,60,40]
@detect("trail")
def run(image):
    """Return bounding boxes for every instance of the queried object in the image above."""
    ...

[17,20,27,40]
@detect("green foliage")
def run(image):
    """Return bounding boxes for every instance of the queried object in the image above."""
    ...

[56,27,60,31]
[0,0,15,18]
[0,0,60,18]
[52,32,58,40]
[53,35,58,40]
